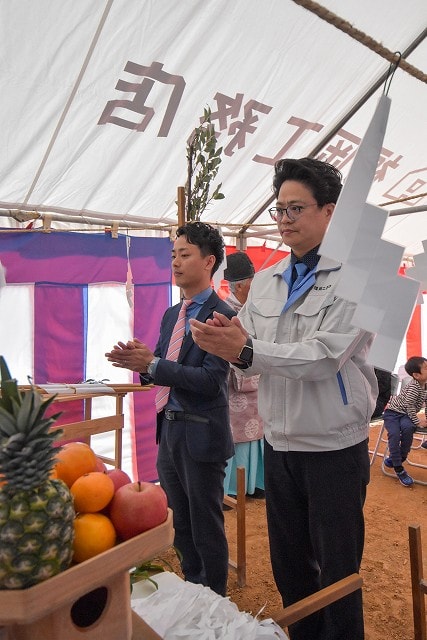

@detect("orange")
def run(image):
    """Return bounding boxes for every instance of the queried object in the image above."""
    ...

[72,513,116,563]
[70,472,115,513]
[54,442,98,488]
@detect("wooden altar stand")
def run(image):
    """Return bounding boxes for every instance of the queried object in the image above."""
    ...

[0,512,174,640]
[19,382,152,469]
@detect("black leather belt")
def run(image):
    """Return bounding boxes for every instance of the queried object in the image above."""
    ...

[164,410,209,424]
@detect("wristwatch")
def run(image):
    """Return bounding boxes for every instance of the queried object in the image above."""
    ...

[147,357,158,377]
[236,337,253,369]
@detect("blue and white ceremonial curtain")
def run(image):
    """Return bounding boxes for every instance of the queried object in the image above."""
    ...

[0,230,172,482]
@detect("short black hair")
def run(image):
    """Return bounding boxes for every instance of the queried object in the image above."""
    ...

[176,221,224,276]
[405,356,427,377]
[272,158,343,205]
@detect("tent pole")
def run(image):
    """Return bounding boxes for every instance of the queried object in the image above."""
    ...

[177,186,185,226]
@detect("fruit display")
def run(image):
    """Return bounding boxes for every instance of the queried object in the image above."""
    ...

[1,356,170,588]
[66,461,168,560]
[0,357,75,589]
[49,441,169,563]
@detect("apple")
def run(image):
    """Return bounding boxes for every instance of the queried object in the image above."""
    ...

[95,457,107,473]
[102,468,133,515]
[109,481,168,540]
[107,468,132,493]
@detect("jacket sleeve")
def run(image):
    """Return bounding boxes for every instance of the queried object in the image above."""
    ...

[149,297,235,399]
[237,288,374,382]
[230,367,260,393]
[153,350,230,398]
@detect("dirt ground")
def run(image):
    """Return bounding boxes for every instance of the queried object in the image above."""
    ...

[163,424,427,639]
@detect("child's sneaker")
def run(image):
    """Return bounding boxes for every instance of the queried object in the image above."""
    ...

[384,457,393,468]
[396,470,414,487]
[421,441,427,450]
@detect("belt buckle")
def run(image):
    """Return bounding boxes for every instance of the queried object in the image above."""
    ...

[165,410,174,421]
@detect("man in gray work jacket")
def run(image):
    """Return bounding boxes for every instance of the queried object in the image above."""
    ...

[190,158,378,640]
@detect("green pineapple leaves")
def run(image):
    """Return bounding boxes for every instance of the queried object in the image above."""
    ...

[0,355,62,438]
[0,355,20,414]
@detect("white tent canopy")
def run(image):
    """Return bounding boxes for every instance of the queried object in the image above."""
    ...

[1,0,427,255]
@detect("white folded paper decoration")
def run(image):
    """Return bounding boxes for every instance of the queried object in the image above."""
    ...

[132,572,288,640]
[320,93,422,372]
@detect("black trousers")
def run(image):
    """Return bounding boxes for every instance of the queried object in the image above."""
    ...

[156,416,228,596]
[264,439,370,640]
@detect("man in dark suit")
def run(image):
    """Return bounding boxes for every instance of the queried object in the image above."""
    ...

[105,222,235,596]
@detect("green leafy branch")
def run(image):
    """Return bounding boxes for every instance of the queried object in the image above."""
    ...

[185,107,225,221]
[130,547,182,591]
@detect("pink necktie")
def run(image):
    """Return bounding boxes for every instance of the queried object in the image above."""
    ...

[155,299,192,413]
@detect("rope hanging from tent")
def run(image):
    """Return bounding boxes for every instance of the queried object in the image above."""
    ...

[383,53,401,95]
[379,192,427,207]
[291,0,427,84]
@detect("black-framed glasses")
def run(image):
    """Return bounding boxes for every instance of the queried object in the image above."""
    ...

[268,203,318,222]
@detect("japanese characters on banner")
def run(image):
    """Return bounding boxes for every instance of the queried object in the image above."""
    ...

[95,65,409,198]
[1,0,426,259]
[98,81,404,182]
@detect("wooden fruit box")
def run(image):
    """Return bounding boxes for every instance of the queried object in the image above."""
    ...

[0,510,174,640]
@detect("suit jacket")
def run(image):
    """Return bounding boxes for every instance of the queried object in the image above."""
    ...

[147,291,236,463]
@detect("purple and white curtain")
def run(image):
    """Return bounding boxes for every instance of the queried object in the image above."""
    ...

[0,230,172,481]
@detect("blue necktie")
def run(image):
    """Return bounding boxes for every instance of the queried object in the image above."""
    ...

[290,262,309,294]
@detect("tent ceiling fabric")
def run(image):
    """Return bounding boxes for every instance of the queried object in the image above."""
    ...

[1,0,427,255]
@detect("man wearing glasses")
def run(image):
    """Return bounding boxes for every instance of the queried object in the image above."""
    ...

[190,158,377,640]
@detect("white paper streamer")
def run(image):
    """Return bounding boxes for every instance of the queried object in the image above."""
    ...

[319,94,422,371]
[406,239,427,305]
[131,572,288,639]
[125,234,134,308]
[0,261,5,290]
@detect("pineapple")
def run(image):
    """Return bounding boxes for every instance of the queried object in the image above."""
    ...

[0,356,75,589]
